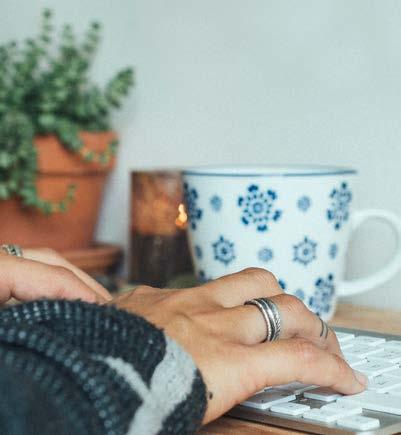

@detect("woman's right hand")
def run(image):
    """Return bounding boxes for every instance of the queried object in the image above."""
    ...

[110,268,367,425]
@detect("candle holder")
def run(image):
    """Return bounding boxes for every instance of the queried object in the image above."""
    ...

[129,170,193,287]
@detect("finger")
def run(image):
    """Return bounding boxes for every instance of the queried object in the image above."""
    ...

[211,305,270,345]
[0,254,101,304]
[199,268,283,307]
[221,294,342,356]
[51,260,111,301]
[23,248,112,301]
[241,338,367,400]
[271,294,342,355]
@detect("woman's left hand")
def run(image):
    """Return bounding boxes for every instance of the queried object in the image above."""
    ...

[0,247,111,304]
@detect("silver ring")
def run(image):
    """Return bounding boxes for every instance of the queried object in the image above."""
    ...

[319,318,329,339]
[244,297,282,342]
[244,299,272,341]
[1,244,23,257]
[258,299,277,340]
[261,298,282,341]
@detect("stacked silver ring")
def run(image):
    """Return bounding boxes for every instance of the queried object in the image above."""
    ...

[244,297,282,342]
[1,244,23,257]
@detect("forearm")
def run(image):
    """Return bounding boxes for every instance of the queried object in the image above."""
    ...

[0,300,207,435]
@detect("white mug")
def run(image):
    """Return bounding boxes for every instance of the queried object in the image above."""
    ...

[183,166,401,320]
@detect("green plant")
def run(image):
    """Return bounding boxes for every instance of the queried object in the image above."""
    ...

[0,9,134,213]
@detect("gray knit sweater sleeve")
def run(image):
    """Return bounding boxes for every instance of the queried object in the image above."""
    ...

[0,300,207,435]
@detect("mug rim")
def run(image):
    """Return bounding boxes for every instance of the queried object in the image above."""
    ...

[183,165,357,177]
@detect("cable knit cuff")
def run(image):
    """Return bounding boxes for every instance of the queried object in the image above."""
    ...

[0,300,207,435]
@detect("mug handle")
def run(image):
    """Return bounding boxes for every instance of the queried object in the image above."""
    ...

[337,209,401,297]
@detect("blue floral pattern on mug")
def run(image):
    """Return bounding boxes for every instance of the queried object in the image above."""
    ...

[309,274,335,317]
[329,243,338,259]
[258,247,273,263]
[212,236,236,266]
[278,279,287,291]
[293,236,317,266]
[238,184,282,232]
[210,195,222,212]
[198,270,211,283]
[194,245,203,259]
[183,182,202,230]
[297,196,311,212]
[327,182,352,230]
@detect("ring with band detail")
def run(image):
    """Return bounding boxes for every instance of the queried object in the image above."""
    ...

[244,297,282,342]
[1,244,23,258]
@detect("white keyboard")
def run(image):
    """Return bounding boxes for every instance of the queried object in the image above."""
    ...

[229,328,401,434]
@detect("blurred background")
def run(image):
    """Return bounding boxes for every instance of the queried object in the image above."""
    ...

[1,0,400,308]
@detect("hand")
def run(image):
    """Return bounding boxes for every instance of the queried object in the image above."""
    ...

[110,268,367,424]
[0,248,111,304]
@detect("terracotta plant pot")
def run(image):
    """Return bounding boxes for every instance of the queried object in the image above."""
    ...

[0,131,116,250]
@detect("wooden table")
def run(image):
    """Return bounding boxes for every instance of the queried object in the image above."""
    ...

[200,303,401,434]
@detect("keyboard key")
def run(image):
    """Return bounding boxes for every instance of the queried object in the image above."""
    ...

[351,335,386,346]
[387,388,401,397]
[344,355,367,368]
[340,341,356,350]
[338,390,401,414]
[382,340,401,351]
[367,375,401,392]
[386,368,401,379]
[303,403,361,423]
[369,349,401,363]
[321,402,362,416]
[275,382,316,395]
[242,389,296,410]
[355,360,398,377]
[336,332,355,343]
[302,408,340,423]
[344,344,383,358]
[337,415,380,431]
[304,387,342,402]
[270,402,310,416]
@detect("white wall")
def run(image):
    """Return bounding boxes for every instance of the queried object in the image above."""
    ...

[1,0,401,309]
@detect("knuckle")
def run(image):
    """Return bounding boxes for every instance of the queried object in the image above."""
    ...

[242,267,277,285]
[293,338,318,365]
[55,265,76,281]
[242,267,264,274]
[276,293,305,315]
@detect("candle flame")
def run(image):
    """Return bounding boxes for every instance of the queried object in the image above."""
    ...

[175,203,188,229]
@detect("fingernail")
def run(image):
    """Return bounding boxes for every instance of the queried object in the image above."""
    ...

[354,370,368,387]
